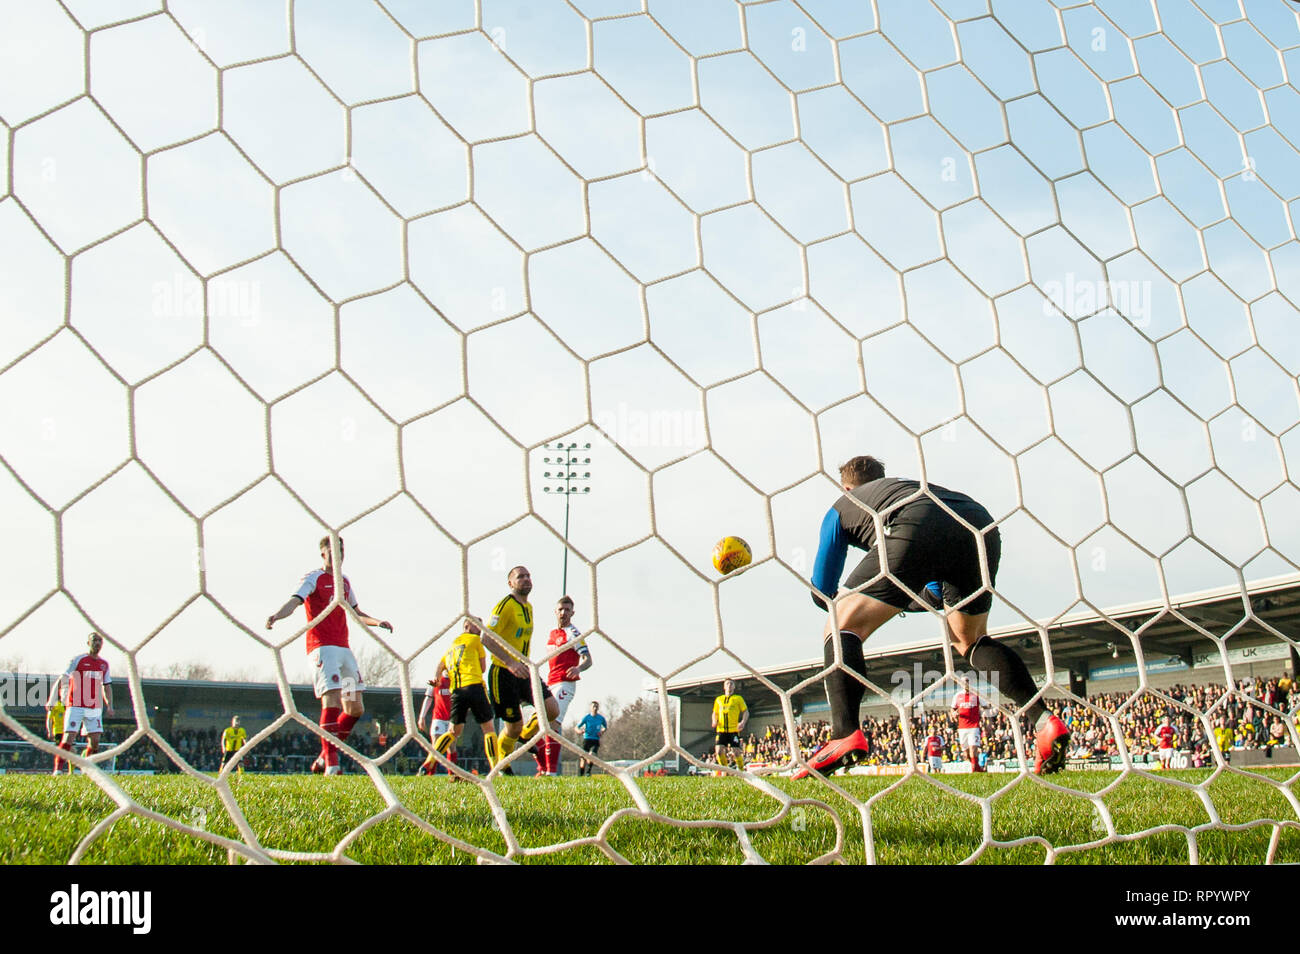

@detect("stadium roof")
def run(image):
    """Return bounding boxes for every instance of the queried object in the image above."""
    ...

[666,573,1300,703]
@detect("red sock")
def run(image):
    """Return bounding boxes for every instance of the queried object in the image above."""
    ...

[547,738,561,774]
[538,739,550,774]
[54,739,71,772]
[336,712,359,742]
[320,706,341,767]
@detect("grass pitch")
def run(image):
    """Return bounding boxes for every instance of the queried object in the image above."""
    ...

[2,769,1297,864]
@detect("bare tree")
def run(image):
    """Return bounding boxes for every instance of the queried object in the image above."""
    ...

[355,645,402,687]
[218,665,266,684]
[140,661,215,681]
[593,696,676,761]
[134,660,288,683]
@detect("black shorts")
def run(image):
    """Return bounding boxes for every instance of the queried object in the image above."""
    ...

[844,499,1001,616]
[582,738,600,754]
[715,732,739,748]
[450,684,493,725]
[488,667,554,724]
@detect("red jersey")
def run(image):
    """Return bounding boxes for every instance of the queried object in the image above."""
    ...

[546,625,586,686]
[924,734,944,757]
[425,674,451,721]
[294,569,357,653]
[953,692,981,729]
[64,654,111,709]
[1156,725,1175,750]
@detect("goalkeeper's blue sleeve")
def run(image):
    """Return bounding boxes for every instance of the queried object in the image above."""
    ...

[810,507,847,610]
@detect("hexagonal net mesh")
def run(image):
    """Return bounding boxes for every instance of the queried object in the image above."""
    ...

[1,0,1299,864]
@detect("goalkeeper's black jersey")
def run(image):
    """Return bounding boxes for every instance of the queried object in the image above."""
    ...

[832,478,982,551]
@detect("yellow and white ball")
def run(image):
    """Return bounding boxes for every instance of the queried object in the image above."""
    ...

[711,536,752,575]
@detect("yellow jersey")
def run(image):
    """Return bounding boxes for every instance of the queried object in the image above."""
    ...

[713,694,747,734]
[487,594,534,657]
[47,702,65,736]
[446,631,487,690]
[221,726,247,752]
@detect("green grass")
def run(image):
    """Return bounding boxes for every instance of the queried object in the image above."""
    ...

[2,769,1297,864]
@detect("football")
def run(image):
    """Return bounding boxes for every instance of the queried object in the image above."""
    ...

[711,536,752,575]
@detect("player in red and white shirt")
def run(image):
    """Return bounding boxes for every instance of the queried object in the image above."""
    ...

[532,596,593,775]
[951,677,985,772]
[547,596,593,719]
[266,536,392,776]
[46,632,114,775]
[416,671,455,775]
[922,731,945,773]
[1153,716,1176,768]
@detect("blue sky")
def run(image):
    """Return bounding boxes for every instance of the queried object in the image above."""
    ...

[1,0,1299,716]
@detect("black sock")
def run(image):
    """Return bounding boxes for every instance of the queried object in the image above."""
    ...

[965,635,1046,724]
[824,631,867,738]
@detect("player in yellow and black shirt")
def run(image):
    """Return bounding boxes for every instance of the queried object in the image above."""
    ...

[712,679,749,771]
[481,566,558,769]
[425,621,499,772]
[45,699,66,774]
[46,699,65,740]
[220,716,247,773]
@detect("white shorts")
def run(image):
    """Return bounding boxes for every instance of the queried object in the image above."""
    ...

[551,681,577,721]
[310,645,365,699]
[431,719,451,739]
[927,755,943,772]
[64,707,103,736]
[958,727,981,749]
[1157,747,1173,763]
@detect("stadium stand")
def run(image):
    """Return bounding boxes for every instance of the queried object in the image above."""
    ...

[0,675,490,774]
[727,676,1297,773]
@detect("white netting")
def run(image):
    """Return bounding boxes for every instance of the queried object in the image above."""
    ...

[1,0,1299,864]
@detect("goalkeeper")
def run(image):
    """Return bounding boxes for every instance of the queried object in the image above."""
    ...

[799,455,1069,778]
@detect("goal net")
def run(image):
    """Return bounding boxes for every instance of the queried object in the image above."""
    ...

[1,0,1298,864]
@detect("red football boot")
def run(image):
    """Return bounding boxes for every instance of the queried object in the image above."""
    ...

[1034,714,1070,775]
[792,729,869,779]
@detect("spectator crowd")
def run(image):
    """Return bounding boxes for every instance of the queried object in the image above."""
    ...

[725,675,1296,770]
